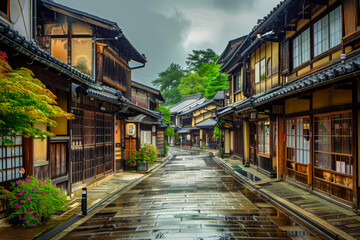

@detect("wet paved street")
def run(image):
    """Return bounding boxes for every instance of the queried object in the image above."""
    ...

[61,152,324,239]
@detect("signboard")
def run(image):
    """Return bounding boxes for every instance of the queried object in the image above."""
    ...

[250,112,257,119]
[126,123,136,137]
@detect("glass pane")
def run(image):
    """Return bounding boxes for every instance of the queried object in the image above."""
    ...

[329,6,342,48]
[71,22,93,35]
[44,23,68,35]
[71,38,93,76]
[51,38,68,63]
[302,28,310,64]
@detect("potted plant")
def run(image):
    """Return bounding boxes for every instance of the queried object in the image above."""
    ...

[125,156,137,171]
[136,144,160,171]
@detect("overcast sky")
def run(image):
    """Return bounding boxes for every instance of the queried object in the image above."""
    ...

[57,0,281,88]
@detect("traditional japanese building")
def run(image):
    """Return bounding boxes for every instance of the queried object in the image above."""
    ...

[0,0,163,218]
[218,0,360,210]
[128,81,166,157]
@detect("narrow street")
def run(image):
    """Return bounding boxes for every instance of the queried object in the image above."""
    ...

[60,148,327,240]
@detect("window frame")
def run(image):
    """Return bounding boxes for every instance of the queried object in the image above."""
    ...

[0,0,9,21]
[257,120,271,157]
[313,111,353,175]
[292,27,311,69]
[266,58,272,77]
[234,72,242,93]
[45,21,94,76]
[313,6,342,57]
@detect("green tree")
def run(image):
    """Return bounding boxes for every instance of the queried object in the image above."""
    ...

[152,63,184,105]
[155,106,174,136]
[0,51,73,145]
[186,48,217,72]
[178,72,206,98]
[200,56,229,99]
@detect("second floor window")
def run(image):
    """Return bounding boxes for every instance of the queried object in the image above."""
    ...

[255,58,266,84]
[234,73,241,92]
[267,58,271,76]
[293,28,310,68]
[314,6,342,57]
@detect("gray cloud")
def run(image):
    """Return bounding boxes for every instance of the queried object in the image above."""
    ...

[212,0,255,13]
[56,0,280,87]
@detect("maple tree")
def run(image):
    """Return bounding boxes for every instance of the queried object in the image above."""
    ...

[0,51,73,145]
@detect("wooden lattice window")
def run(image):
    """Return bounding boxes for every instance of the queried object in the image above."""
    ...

[0,137,23,183]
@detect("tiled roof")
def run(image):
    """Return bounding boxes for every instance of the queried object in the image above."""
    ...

[180,100,215,116]
[195,118,217,128]
[213,90,225,100]
[168,96,205,114]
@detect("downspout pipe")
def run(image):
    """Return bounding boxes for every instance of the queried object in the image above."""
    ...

[32,0,37,42]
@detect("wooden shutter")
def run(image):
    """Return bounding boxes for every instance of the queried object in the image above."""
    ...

[281,40,290,75]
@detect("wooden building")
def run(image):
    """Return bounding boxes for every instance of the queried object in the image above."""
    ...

[128,81,166,156]
[0,0,163,219]
[217,0,360,210]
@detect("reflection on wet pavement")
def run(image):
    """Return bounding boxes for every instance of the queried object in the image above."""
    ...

[62,154,322,239]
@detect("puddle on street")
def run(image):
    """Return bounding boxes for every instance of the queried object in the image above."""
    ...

[234,168,262,181]
[61,153,329,240]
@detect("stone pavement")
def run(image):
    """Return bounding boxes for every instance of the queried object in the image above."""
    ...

[203,148,360,240]
[57,150,326,239]
[0,158,168,240]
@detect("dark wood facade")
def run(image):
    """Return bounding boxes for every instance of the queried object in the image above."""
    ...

[218,0,360,209]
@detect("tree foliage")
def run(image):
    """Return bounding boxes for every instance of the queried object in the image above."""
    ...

[0,51,74,145]
[185,48,217,72]
[178,72,206,98]
[152,63,184,105]
[155,106,174,136]
[154,49,229,106]
[200,56,229,99]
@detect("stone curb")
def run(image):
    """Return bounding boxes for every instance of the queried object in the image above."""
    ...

[213,155,356,240]
[35,154,173,240]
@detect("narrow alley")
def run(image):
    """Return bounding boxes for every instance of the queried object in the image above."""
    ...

[60,148,327,239]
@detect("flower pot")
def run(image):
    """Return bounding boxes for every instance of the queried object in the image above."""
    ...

[124,165,137,171]
[137,162,148,171]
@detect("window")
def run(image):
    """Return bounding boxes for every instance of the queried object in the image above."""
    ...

[71,38,93,76]
[234,73,241,92]
[260,58,266,80]
[267,58,272,76]
[0,0,9,20]
[314,112,352,175]
[329,6,342,48]
[258,120,270,155]
[314,6,342,56]
[286,118,310,164]
[293,28,310,68]
[255,62,260,84]
[44,21,93,76]
[255,58,266,84]
[0,136,23,183]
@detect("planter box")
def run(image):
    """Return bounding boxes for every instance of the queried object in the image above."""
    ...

[124,165,137,171]
[137,162,148,171]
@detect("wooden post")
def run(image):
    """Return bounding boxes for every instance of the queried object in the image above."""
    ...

[352,80,358,211]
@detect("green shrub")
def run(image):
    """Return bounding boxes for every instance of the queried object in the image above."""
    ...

[125,157,137,167]
[164,141,169,156]
[8,176,67,228]
[138,144,160,164]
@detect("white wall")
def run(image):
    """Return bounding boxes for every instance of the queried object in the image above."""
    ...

[0,0,33,40]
